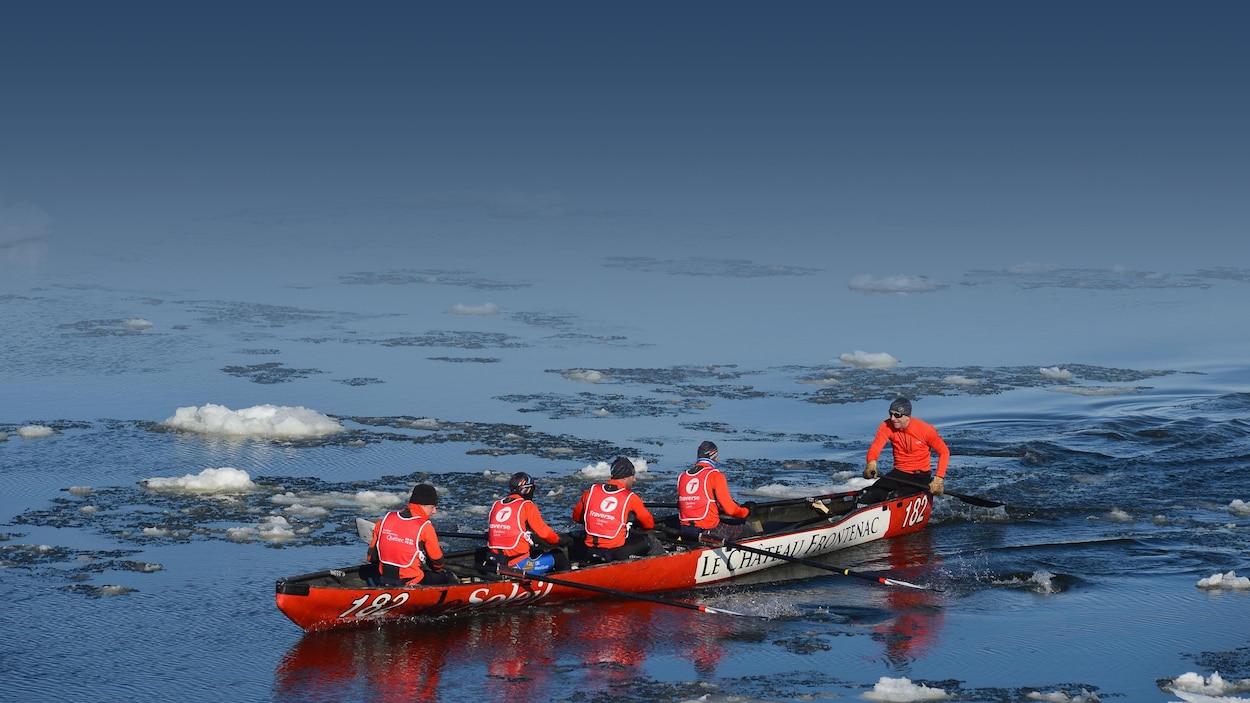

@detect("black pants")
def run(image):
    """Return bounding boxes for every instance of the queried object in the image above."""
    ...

[860,470,929,505]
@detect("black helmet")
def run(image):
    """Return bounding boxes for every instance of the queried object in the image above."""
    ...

[609,456,636,479]
[697,441,718,459]
[509,471,535,500]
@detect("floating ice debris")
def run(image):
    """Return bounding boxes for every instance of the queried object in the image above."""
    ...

[1167,671,1250,700]
[1040,367,1074,381]
[591,408,610,417]
[140,466,258,494]
[1229,500,1250,518]
[122,318,154,331]
[577,458,649,479]
[162,403,343,437]
[943,375,980,385]
[848,274,949,294]
[838,350,900,369]
[18,425,54,438]
[446,302,500,316]
[68,486,92,496]
[99,585,136,596]
[410,417,440,430]
[270,489,403,512]
[560,369,605,383]
[863,676,950,701]
[226,515,299,543]
[1196,571,1250,590]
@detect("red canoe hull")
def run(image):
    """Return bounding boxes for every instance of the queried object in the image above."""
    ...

[276,491,932,632]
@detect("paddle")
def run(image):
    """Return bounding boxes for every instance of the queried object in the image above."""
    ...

[886,474,1005,508]
[697,534,940,591]
[496,566,763,618]
[647,490,862,512]
[356,518,489,543]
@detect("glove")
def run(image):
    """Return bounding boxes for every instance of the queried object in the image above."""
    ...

[928,476,945,496]
[741,501,757,517]
[863,460,878,480]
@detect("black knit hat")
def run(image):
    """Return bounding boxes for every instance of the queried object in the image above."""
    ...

[889,397,912,416]
[697,441,718,459]
[609,456,635,479]
[409,483,439,506]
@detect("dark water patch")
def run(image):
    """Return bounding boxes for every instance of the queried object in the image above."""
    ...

[1194,267,1250,284]
[963,266,1210,291]
[373,330,528,349]
[500,392,707,419]
[557,364,760,386]
[544,332,637,346]
[222,362,326,384]
[60,584,138,597]
[508,310,578,330]
[603,256,822,278]
[799,364,1173,405]
[345,416,635,462]
[1186,646,1250,680]
[339,268,529,290]
[0,419,92,433]
[772,634,832,654]
[952,683,1108,703]
[428,356,499,363]
[177,299,350,327]
[335,376,385,385]
[237,348,281,355]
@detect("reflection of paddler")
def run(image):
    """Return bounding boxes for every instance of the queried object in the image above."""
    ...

[872,530,945,666]
[479,611,559,701]
[273,624,453,703]
[578,600,657,688]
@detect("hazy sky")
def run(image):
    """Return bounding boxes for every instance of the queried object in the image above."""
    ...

[3,2,1248,274]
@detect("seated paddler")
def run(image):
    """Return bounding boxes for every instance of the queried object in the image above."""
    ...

[485,471,570,574]
[366,483,458,587]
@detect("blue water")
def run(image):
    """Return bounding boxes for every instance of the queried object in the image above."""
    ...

[3,6,1250,699]
[3,238,1249,702]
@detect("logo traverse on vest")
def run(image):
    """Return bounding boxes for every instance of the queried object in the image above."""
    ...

[683,477,700,494]
[493,506,513,522]
[599,496,619,512]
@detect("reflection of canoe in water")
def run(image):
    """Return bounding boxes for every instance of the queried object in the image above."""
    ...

[275,489,934,632]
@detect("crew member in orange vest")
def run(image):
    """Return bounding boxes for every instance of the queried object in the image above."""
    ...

[861,397,950,504]
[367,483,457,586]
[486,471,570,574]
[677,441,754,540]
[572,456,662,562]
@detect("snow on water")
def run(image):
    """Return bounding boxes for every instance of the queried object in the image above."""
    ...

[1165,671,1250,702]
[1197,572,1250,590]
[17,424,54,438]
[140,466,257,494]
[161,403,342,437]
[863,676,950,701]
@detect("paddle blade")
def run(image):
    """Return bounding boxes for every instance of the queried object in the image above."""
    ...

[355,517,376,544]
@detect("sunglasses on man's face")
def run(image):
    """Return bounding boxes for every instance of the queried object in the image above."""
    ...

[890,411,908,419]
